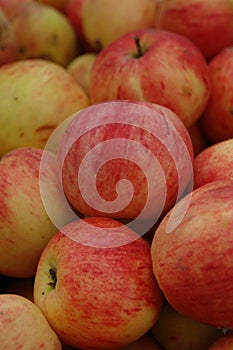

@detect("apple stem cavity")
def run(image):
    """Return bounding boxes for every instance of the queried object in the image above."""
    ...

[133,35,144,58]
[47,267,57,289]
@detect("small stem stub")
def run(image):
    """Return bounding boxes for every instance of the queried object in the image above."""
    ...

[134,35,144,58]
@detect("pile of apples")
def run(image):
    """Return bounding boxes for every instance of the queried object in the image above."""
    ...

[0,0,233,349]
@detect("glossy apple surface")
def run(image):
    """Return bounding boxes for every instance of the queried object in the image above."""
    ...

[210,335,233,350]
[34,217,164,349]
[90,28,210,127]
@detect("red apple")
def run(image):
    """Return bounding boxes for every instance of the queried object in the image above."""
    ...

[151,179,233,329]
[210,335,233,350]
[55,100,194,239]
[0,147,60,277]
[0,58,89,157]
[154,0,233,60]
[33,217,164,349]
[90,28,211,127]
[194,138,233,189]
[0,293,62,349]
[151,301,222,350]
[64,0,158,51]
[0,9,18,66]
[37,0,67,12]
[200,47,233,143]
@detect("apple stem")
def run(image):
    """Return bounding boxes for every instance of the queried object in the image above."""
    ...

[134,35,143,58]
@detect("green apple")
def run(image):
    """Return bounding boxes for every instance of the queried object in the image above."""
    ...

[0,58,89,157]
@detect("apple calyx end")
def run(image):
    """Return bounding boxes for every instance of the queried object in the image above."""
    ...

[47,267,57,289]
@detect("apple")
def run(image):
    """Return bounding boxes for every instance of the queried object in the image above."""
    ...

[210,335,233,350]
[64,0,158,51]
[89,28,211,128]
[7,1,78,67]
[0,58,89,158]
[151,179,233,329]
[0,0,34,17]
[0,293,62,349]
[194,138,233,189]
[200,47,233,143]
[151,301,222,350]
[33,216,164,349]
[56,100,194,238]
[37,0,67,12]
[121,332,163,350]
[187,120,209,157]
[0,147,61,277]
[67,52,97,96]
[154,0,233,60]
[0,9,18,66]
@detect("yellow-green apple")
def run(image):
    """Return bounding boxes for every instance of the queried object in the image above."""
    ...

[64,0,158,51]
[0,147,60,277]
[151,301,222,350]
[210,335,233,350]
[89,28,211,127]
[151,179,233,329]
[187,120,209,157]
[0,9,17,66]
[121,332,163,350]
[194,138,233,189]
[154,0,233,60]
[33,217,164,349]
[7,1,78,67]
[200,47,233,143]
[67,52,97,96]
[2,276,34,301]
[0,58,89,157]
[0,293,62,349]
[56,100,194,237]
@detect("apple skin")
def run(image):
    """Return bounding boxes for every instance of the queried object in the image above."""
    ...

[210,335,233,350]
[0,9,18,66]
[0,58,89,157]
[151,301,222,350]
[154,0,233,60]
[0,293,62,349]
[0,147,60,277]
[67,52,97,96]
[57,100,194,229]
[64,0,158,51]
[7,1,78,67]
[194,138,233,189]
[200,47,233,143]
[89,28,211,128]
[33,217,164,349]
[151,179,233,329]
[37,0,67,12]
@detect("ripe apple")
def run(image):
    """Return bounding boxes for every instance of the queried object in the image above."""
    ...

[37,0,67,12]
[0,0,34,17]
[33,217,164,349]
[56,100,194,237]
[0,9,18,66]
[151,179,233,329]
[154,0,233,60]
[89,28,211,127]
[0,293,62,349]
[64,0,158,51]
[200,47,233,143]
[0,58,89,157]
[210,335,233,350]
[7,1,78,67]
[0,147,60,277]
[151,301,222,350]
[67,52,97,96]
[194,138,233,189]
